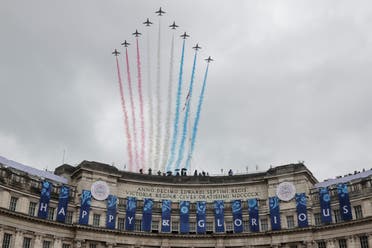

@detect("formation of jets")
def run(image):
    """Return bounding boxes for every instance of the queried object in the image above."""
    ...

[113,7,212,63]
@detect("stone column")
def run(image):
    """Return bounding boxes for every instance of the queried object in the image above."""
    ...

[14,229,24,248]
[53,238,62,248]
[347,236,357,248]
[368,234,372,248]
[0,227,4,246]
[106,243,115,248]
[161,239,170,248]
[326,239,336,248]
[216,238,224,248]
[34,235,42,248]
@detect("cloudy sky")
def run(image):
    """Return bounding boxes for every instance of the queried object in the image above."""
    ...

[1,0,372,181]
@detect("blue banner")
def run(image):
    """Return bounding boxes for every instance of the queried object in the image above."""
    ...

[231,200,243,233]
[319,187,332,224]
[161,200,171,233]
[196,201,206,234]
[295,193,308,228]
[56,185,69,222]
[269,196,281,230]
[214,200,225,233]
[180,201,190,234]
[38,181,52,219]
[142,198,153,232]
[337,184,352,221]
[106,195,117,229]
[125,197,136,231]
[78,190,91,225]
[248,198,259,232]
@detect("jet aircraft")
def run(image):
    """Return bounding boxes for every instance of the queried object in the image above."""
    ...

[169,21,179,30]
[112,49,120,56]
[180,32,190,39]
[205,56,213,63]
[132,30,142,37]
[193,43,202,51]
[143,18,153,26]
[121,40,130,47]
[155,7,166,16]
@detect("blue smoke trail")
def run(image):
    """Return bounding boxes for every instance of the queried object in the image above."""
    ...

[185,64,209,170]
[175,50,198,171]
[166,39,186,172]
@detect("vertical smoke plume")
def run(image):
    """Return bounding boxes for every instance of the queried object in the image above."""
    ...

[115,56,133,171]
[154,20,162,172]
[136,38,146,170]
[166,39,186,172]
[175,50,198,170]
[161,34,175,171]
[146,29,154,170]
[185,64,210,170]
[125,48,140,171]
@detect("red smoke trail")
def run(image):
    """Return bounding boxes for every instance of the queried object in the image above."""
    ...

[125,48,140,171]
[115,56,133,171]
[136,38,146,170]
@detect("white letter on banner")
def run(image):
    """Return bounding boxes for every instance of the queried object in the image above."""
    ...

[108,215,114,223]
[234,219,242,227]
[273,216,278,224]
[343,205,349,214]
[40,203,48,212]
[217,219,223,227]
[322,208,330,216]
[58,207,66,216]
[81,210,87,219]
[162,220,170,226]
[251,218,257,226]
[127,216,133,224]
[198,220,205,228]
[298,213,307,222]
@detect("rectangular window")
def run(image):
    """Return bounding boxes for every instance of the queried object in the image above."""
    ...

[243,220,250,232]
[66,211,73,224]
[360,236,369,248]
[286,215,295,229]
[2,233,12,248]
[28,202,37,216]
[354,205,363,219]
[22,237,31,248]
[226,221,233,232]
[89,244,97,248]
[43,240,51,248]
[338,239,347,248]
[189,222,196,233]
[314,213,322,225]
[93,214,100,227]
[9,197,18,212]
[135,220,142,231]
[118,217,125,230]
[206,222,213,233]
[171,221,179,233]
[151,220,159,231]
[260,218,268,231]
[62,244,71,248]
[118,197,125,212]
[317,241,326,248]
[289,245,297,248]
[48,207,55,221]
[334,209,342,223]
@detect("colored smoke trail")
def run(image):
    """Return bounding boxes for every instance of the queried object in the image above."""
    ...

[125,48,140,171]
[185,64,210,170]
[115,56,133,171]
[154,19,162,172]
[166,39,186,172]
[136,38,146,170]
[161,34,175,171]
[175,50,198,171]
[146,29,154,170]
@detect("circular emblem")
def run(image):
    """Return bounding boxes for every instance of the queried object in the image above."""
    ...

[276,181,296,201]
[91,181,110,201]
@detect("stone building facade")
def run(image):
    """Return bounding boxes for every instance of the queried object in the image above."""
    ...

[1,159,372,248]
